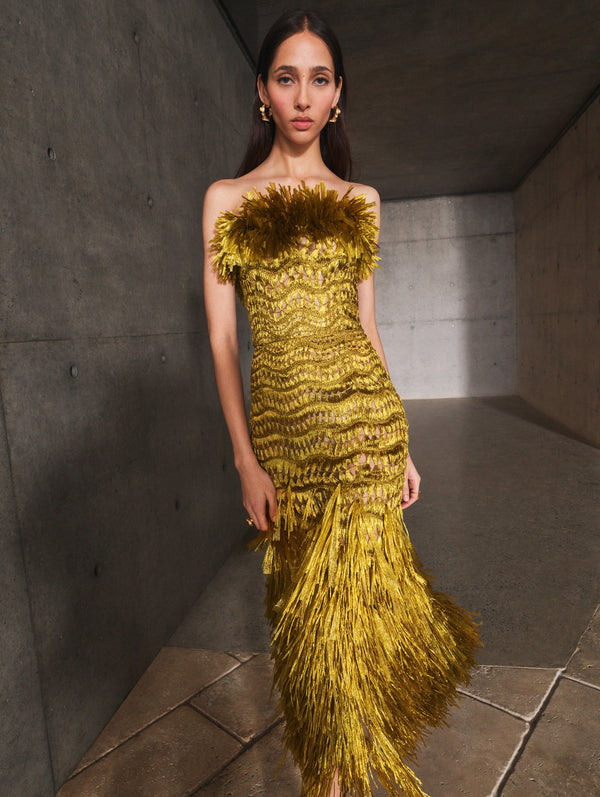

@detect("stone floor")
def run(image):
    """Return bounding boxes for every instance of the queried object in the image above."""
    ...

[56,398,600,796]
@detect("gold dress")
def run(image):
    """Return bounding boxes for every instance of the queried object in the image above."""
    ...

[211,182,481,797]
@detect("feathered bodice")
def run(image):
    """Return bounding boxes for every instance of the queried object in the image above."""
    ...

[210,182,380,347]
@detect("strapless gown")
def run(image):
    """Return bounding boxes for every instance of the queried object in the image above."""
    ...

[210,181,481,797]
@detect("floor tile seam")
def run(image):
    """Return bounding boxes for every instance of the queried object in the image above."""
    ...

[67,654,254,780]
[471,663,562,672]
[189,658,246,692]
[561,672,600,692]
[187,702,248,745]
[188,699,282,747]
[459,664,564,722]
[184,716,284,795]
[65,701,192,781]
[564,602,600,670]
[66,703,281,791]
[488,721,531,797]
[162,644,245,676]
[456,687,535,722]
[227,651,258,663]
[66,662,246,782]
[492,667,563,795]
[164,643,258,666]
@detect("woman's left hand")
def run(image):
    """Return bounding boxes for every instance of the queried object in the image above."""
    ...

[401,453,421,509]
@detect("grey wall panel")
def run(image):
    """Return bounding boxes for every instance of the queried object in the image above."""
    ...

[1,0,253,790]
[378,193,516,398]
[515,95,600,445]
[1,0,250,342]
[0,395,54,796]
[0,333,243,783]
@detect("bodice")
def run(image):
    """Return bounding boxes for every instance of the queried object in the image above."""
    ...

[210,182,380,348]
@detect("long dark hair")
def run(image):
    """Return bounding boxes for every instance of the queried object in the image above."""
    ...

[236,10,352,180]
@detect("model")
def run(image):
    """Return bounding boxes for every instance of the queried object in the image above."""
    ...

[203,10,481,796]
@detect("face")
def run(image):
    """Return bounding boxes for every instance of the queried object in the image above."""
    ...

[258,31,342,142]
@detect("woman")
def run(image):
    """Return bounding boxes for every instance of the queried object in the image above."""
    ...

[203,10,480,797]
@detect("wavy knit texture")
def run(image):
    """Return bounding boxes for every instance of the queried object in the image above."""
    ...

[210,182,481,797]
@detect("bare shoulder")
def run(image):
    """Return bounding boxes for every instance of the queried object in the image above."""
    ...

[202,177,259,249]
[348,181,380,208]
[203,178,252,217]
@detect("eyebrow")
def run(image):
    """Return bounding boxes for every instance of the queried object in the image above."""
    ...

[273,65,333,74]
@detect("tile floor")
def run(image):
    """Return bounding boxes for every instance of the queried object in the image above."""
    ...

[56,399,600,796]
[56,607,600,796]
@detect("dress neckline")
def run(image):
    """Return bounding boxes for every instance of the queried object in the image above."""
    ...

[210,178,380,279]
[234,180,370,215]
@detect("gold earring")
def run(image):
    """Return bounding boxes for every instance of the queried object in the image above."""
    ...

[328,105,341,123]
[259,103,272,122]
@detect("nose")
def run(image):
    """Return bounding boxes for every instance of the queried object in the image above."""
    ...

[294,80,310,111]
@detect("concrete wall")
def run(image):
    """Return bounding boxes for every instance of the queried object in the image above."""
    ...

[0,2,252,793]
[378,194,516,398]
[515,94,600,446]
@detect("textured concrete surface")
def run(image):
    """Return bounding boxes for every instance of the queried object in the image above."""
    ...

[378,193,515,399]
[57,623,600,795]
[221,0,600,199]
[461,666,559,722]
[191,654,279,743]
[404,397,600,668]
[196,721,303,796]
[413,695,528,796]
[515,93,600,445]
[1,1,252,792]
[565,605,600,689]
[0,399,54,795]
[169,528,271,652]
[502,678,600,795]
[57,705,242,797]
[75,648,240,773]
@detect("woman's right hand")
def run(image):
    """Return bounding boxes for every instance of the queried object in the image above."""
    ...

[236,455,278,532]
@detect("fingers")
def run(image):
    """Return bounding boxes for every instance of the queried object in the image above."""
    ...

[246,503,269,532]
[267,484,278,522]
[240,461,278,532]
[401,462,421,510]
[245,487,278,532]
[401,493,419,509]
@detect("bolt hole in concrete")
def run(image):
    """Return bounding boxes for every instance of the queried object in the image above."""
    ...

[47,147,56,160]
[69,365,78,378]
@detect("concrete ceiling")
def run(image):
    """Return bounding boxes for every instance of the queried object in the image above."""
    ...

[217,0,600,200]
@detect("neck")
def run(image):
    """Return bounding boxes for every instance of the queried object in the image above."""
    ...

[258,133,329,182]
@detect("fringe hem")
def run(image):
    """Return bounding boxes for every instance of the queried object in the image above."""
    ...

[252,484,482,797]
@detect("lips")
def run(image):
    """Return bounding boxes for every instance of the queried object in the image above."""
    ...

[292,117,313,130]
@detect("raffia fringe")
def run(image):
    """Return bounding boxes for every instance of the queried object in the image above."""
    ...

[252,485,481,797]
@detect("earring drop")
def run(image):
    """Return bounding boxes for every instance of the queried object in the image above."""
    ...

[328,105,341,123]
[260,103,272,122]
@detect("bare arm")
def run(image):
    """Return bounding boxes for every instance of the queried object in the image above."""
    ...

[356,187,421,509]
[203,183,277,531]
